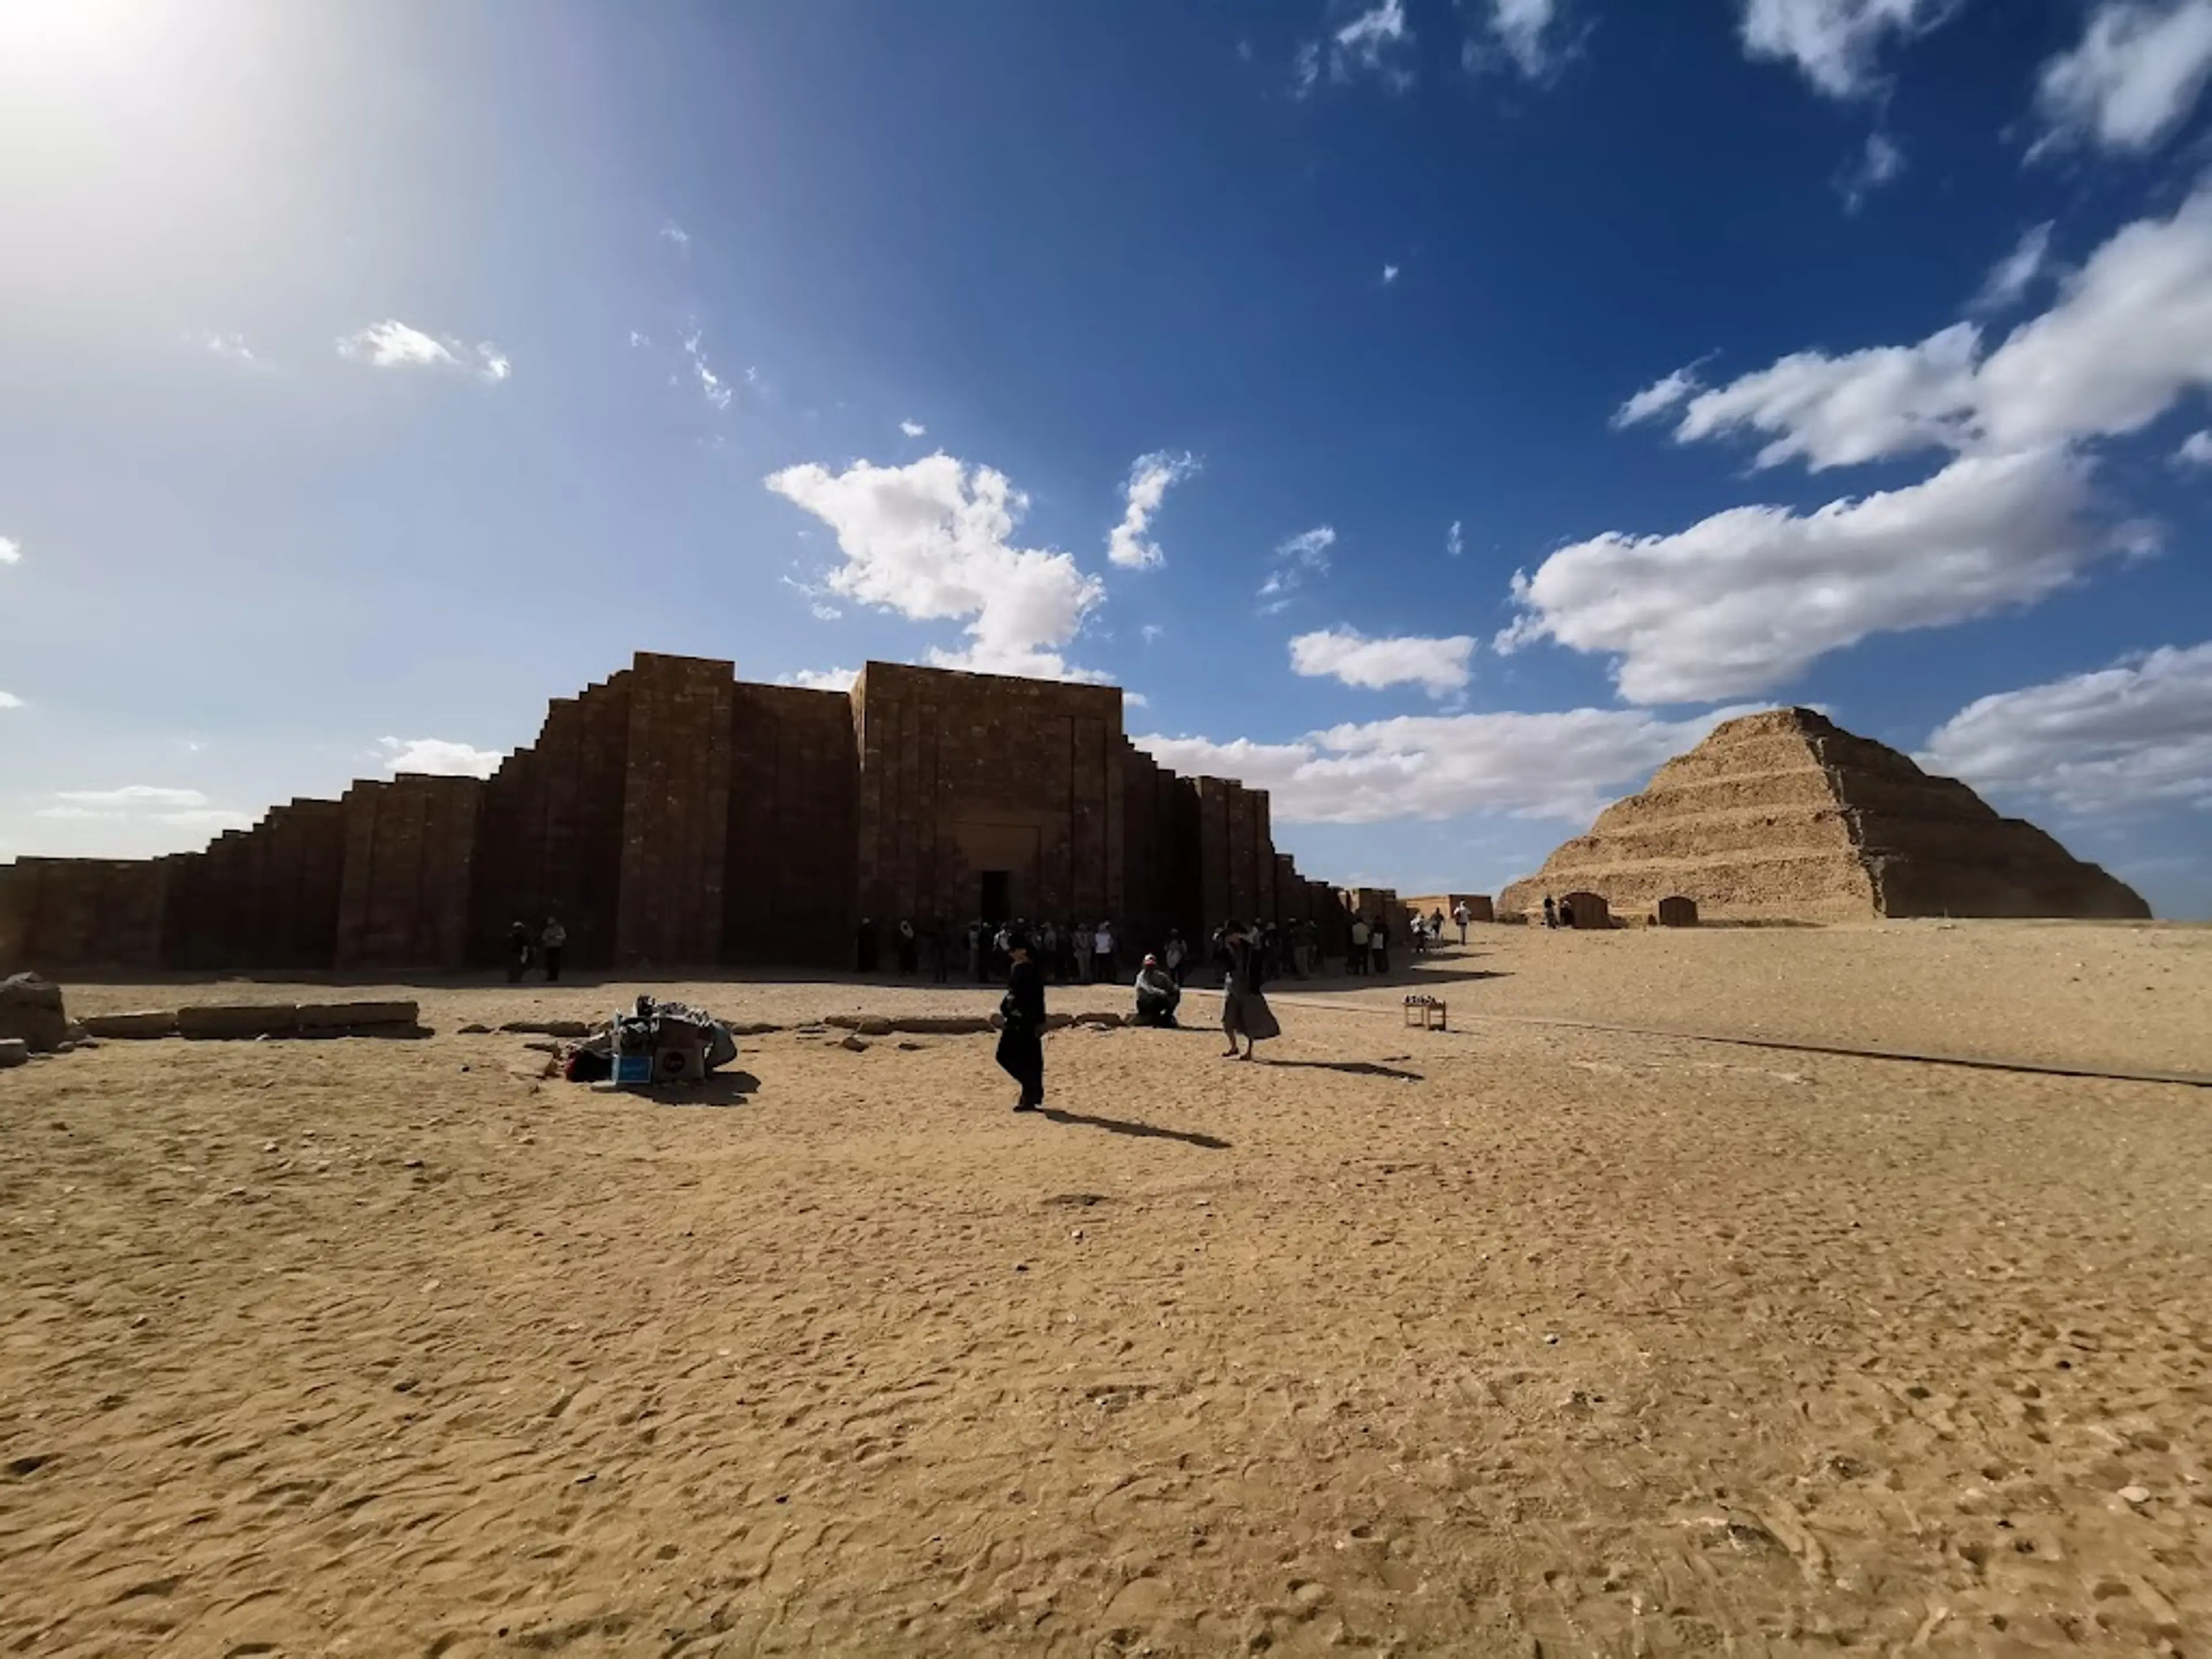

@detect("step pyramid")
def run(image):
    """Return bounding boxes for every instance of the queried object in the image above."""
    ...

[1498,708,2150,923]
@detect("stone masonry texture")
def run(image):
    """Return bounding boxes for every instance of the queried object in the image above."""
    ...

[0,654,1342,976]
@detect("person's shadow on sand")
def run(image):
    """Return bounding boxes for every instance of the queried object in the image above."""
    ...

[1038,1108,1229,1150]
[1259,1059,1423,1081]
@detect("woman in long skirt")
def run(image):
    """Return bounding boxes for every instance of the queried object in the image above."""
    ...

[997,932,1047,1110]
[1218,919,1281,1061]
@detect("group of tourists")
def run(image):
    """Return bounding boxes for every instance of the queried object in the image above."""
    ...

[504,916,567,983]
[994,915,1281,1109]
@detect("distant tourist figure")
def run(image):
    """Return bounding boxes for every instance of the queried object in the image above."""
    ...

[1038,921,1059,983]
[998,931,1046,1112]
[1559,897,1576,929]
[896,918,918,976]
[1453,901,1470,944]
[1543,894,1558,930]
[1371,917,1390,976]
[1430,907,1446,946]
[1163,929,1189,986]
[540,917,567,982]
[1349,915,1369,975]
[1132,954,1180,1027]
[967,921,985,982]
[1218,920,1281,1060]
[505,921,532,984]
[1092,919,1116,984]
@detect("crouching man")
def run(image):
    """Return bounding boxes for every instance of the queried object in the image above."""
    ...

[1132,953,1181,1028]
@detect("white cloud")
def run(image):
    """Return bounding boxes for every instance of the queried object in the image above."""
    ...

[1123,691,1150,709]
[55,785,209,809]
[766,454,1107,683]
[628,329,652,348]
[1612,366,1703,428]
[154,809,256,831]
[1838,128,1907,211]
[336,320,509,382]
[1446,519,1464,558]
[199,331,255,362]
[36,806,124,821]
[374,737,503,779]
[1135,704,1746,824]
[661,220,691,247]
[1738,0,1954,98]
[1330,0,1414,87]
[1289,627,1477,696]
[1259,525,1336,613]
[0,535,18,564]
[1921,641,2212,814]
[1107,450,1199,570]
[1141,623,1165,644]
[810,601,842,620]
[1620,181,2212,469]
[900,418,927,437]
[1499,449,2106,704]
[778,667,859,692]
[0,691,24,709]
[2177,429,2212,464]
[681,329,732,412]
[2033,0,2212,155]
[1382,263,1401,283]
[1293,40,1322,95]
[1971,222,2054,314]
[1476,0,1572,78]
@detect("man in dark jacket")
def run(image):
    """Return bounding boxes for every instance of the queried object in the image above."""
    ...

[997,931,1047,1112]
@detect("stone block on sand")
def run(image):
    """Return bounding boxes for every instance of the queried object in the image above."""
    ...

[0,973,69,1054]
[177,1003,301,1040]
[0,1037,26,1069]
[297,1001,419,1031]
[81,1010,180,1039]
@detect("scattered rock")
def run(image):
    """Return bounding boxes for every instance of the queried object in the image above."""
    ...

[1013,1262,1029,1273]
[855,1016,894,1037]
[499,1020,591,1039]
[177,1003,300,1041]
[896,1041,925,1051]
[2121,1485,2152,1507]
[53,1039,76,1055]
[839,1034,869,1052]
[0,974,69,1054]
[0,1038,28,1069]
[1071,1010,1124,1030]
[297,1000,418,1033]
[458,1022,493,1035]
[81,1010,177,1040]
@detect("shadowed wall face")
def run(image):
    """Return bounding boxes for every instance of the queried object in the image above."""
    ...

[724,684,858,966]
[854,664,1126,931]
[334,776,483,970]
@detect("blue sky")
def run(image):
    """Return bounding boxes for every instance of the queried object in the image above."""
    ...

[3,0,2210,915]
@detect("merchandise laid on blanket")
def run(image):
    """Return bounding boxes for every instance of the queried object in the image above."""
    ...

[563,995,740,1087]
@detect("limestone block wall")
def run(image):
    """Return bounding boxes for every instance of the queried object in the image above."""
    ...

[855,663,1126,930]
[617,655,734,967]
[724,683,858,965]
[0,857,172,972]
[470,673,632,968]
[334,775,484,969]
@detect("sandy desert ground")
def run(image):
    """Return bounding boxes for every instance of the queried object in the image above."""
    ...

[5,921,2210,1656]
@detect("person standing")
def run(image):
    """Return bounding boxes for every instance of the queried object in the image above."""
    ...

[1163,929,1189,987]
[540,917,567,983]
[1349,915,1369,976]
[1372,916,1390,976]
[896,919,918,976]
[1218,919,1281,1061]
[1453,902,1470,945]
[1093,919,1117,985]
[506,921,533,984]
[998,931,1047,1111]
[1543,894,1558,930]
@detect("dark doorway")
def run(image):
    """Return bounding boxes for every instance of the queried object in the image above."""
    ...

[979,870,1012,925]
